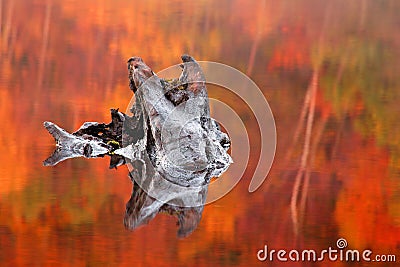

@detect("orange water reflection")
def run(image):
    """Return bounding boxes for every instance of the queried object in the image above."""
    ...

[1,0,400,266]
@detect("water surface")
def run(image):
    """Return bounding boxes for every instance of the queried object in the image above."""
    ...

[1,0,399,266]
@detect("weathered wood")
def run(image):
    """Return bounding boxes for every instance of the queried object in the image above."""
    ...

[119,54,231,188]
[43,108,126,167]
[43,54,232,237]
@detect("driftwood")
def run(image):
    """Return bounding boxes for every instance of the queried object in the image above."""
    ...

[43,108,126,168]
[43,55,232,237]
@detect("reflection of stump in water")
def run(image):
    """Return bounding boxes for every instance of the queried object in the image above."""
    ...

[125,178,206,238]
[43,55,232,237]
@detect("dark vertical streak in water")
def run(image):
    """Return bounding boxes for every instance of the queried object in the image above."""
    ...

[37,0,52,89]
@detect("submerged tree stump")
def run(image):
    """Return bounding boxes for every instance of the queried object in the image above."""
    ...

[43,54,232,237]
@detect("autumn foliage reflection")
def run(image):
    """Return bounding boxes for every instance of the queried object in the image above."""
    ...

[1,0,400,266]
